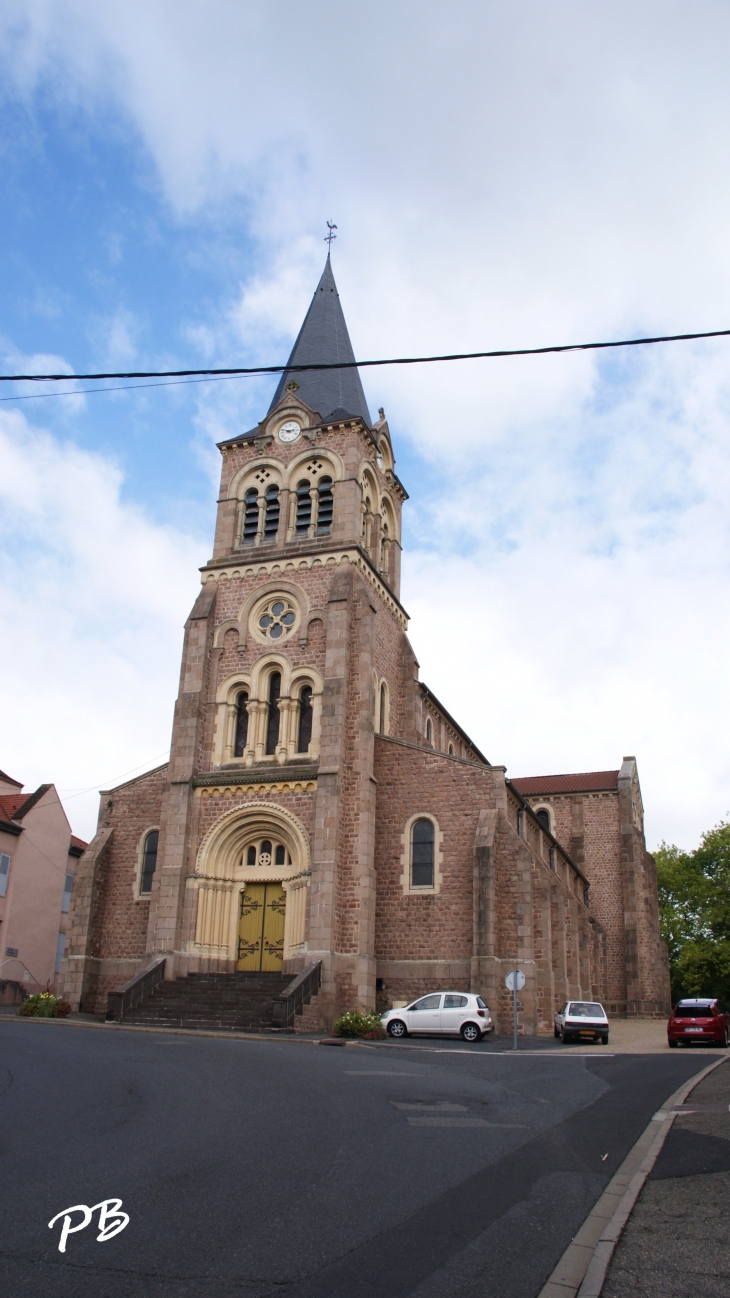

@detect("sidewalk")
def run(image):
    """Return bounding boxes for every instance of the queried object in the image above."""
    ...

[602,1058,730,1297]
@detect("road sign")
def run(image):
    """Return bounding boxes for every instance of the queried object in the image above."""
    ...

[505,969,525,992]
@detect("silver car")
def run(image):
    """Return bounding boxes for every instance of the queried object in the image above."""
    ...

[381,992,493,1042]
[554,1000,609,1044]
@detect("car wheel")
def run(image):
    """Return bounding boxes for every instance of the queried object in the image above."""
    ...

[387,1019,407,1038]
[601,1035,608,1045]
[560,1030,570,1044]
[669,1039,677,1048]
[461,1022,481,1042]
[554,1025,560,1038]
[723,1029,729,1048]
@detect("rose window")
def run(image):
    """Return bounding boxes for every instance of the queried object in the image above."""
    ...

[257,599,296,640]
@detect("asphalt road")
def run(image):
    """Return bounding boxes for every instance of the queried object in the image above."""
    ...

[0,1023,714,1298]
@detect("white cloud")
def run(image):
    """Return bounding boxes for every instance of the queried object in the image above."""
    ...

[0,409,205,839]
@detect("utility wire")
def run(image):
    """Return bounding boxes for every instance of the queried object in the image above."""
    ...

[1,324,730,386]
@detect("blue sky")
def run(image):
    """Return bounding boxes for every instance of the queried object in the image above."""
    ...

[1,2,730,845]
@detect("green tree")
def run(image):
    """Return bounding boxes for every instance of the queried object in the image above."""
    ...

[655,820,730,1005]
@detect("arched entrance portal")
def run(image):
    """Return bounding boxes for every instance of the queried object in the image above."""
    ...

[190,802,312,968]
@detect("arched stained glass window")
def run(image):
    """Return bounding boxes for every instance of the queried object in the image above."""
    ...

[296,480,312,534]
[264,485,280,541]
[234,691,249,757]
[316,476,333,533]
[242,488,259,545]
[265,672,281,755]
[411,819,434,888]
[298,685,313,753]
[140,831,159,895]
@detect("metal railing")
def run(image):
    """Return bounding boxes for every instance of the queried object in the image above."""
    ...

[105,957,166,1022]
[271,960,322,1031]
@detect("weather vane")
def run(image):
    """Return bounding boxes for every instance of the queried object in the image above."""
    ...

[324,221,337,249]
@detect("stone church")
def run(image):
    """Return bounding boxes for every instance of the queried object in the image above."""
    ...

[60,256,670,1033]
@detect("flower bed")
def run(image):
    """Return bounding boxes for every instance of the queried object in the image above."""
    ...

[330,1009,386,1040]
[17,992,72,1018]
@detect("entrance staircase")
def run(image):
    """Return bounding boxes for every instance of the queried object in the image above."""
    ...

[121,971,293,1033]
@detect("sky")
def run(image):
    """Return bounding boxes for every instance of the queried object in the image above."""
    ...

[1,1,729,849]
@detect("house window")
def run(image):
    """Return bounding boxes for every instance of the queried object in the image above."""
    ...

[0,853,10,898]
[535,807,551,833]
[295,480,312,534]
[411,818,435,888]
[264,485,280,541]
[316,476,333,532]
[242,488,259,544]
[234,691,249,757]
[265,672,281,754]
[55,933,66,974]
[448,743,454,755]
[140,831,159,895]
[61,873,73,913]
[298,686,313,753]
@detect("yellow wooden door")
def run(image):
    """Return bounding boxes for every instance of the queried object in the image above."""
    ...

[237,884,286,971]
[261,885,286,970]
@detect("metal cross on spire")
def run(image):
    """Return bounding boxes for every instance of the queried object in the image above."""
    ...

[324,221,337,250]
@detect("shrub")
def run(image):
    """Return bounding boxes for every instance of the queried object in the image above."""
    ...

[331,1009,386,1039]
[18,992,72,1018]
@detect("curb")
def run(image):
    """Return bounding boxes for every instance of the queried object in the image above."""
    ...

[538,1055,727,1298]
[0,1014,344,1046]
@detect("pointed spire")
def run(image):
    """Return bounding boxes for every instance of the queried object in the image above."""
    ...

[268,256,372,425]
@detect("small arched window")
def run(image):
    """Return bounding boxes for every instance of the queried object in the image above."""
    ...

[425,718,433,746]
[448,743,454,756]
[265,672,281,755]
[411,819,434,888]
[316,477,333,533]
[535,808,551,833]
[242,488,259,545]
[296,480,312,534]
[298,685,313,753]
[140,830,159,895]
[379,682,387,735]
[234,691,249,757]
[264,485,280,541]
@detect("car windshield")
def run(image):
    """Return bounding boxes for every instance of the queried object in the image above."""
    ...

[674,1004,715,1018]
[567,1003,605,1018]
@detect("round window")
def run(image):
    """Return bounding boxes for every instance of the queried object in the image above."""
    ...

[252,596,299,642]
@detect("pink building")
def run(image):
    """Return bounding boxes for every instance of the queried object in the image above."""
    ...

[0,769,86,1004]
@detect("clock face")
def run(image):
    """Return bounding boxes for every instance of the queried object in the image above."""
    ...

[278,420,301,443]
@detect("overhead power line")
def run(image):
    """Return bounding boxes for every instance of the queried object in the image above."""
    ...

[1,324,729,390]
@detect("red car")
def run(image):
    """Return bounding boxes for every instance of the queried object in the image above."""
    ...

[667,998,730,1047]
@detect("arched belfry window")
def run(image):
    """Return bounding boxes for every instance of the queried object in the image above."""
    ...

[265,672,282,755]
[296,480,312,534]
[535,808,551,833]
[234,692,249,757]
[264,485,280,541]
[242,488,259,545]
[298,685,313,753]
[411,819,434,888]
[140,830,159,895]
[316,477,333,533]
[425,717,433,746]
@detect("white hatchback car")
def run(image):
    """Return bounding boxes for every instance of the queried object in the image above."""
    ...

[381,992,493,1042]
[554,1001,609,1044]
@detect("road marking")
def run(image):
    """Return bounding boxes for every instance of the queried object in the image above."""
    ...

[405,1116,528,1128]
[391,1102,468,1111]
[343,1071,426,1076]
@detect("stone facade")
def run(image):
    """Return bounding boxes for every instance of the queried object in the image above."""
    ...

[59,259,669,1030]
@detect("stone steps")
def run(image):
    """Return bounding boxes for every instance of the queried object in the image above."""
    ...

[122,971,293,1033]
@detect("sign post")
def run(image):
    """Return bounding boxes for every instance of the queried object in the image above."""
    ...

[504,969,525,1051]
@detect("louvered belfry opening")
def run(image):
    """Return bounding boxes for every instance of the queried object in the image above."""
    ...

[316,477,333,533]
[242,488,258,544]
[295,480,312,534]
[264,485,280,541]
[265,672,282,755]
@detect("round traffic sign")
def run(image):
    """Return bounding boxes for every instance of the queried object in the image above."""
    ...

[505,969,525,991]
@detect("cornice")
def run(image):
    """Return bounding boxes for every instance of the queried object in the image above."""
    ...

[200,546,408,628]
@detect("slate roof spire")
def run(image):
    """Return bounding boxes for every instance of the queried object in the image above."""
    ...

[268,255,372,426]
